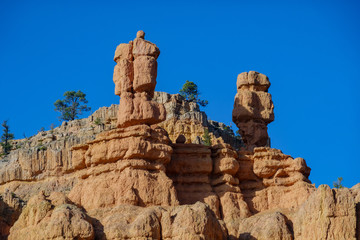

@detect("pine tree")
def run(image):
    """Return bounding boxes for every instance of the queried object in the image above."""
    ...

[179,80,208,107]
[202,128,211,146]
[54,90,91,121]
[1,120,14,156]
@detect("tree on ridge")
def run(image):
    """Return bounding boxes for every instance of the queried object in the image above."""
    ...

[1,120,14,156]
[54,90,91,121]
[179,80,208,107]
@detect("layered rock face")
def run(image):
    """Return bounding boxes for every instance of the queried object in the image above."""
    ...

[113,30,165,128]
[154,91,242,149]
[233,71,274,150]
[238,147,314,214]
[0,32,359,240]
[9,191,94,240]
[292,185,357,239]
[153,92,207,144]
[68,32,178,212]
[0,191,24,239]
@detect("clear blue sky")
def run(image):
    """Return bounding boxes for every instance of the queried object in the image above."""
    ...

[1,0,359,188]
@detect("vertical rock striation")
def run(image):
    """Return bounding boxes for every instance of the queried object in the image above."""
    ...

[232,71,274,150]
[1,32,359,240]
[69,31,178,210]
[113,30,165,128]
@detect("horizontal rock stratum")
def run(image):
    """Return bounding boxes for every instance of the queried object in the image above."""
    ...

[0,31,359,240]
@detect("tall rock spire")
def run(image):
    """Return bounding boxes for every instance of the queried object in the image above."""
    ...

[232,71,274,150]
[113,30,165,128]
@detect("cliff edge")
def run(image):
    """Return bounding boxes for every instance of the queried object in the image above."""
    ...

[0,31,358,240]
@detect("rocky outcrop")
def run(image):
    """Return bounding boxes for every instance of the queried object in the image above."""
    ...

[68,125,178,210]
[0,31,359,240]
[159,202,226,240]
[237,211,293,240]
[8,191,94,240]
[0,91,239,187]
[211,143,251,237]
[0,191,24,239]
[87,201,225,240]
[233,71,274,150]
[114,30,165,128]
[167,143,220,216]
[292,185,357,239]
[154,91,242,149]
[0,104,119,185]
[69,31,178,212]
[238,147,315,214]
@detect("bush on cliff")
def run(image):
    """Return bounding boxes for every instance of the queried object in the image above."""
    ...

[333,177,344,188]
[202,128,211,146]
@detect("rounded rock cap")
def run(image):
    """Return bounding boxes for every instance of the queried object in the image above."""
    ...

[136,30,145,39]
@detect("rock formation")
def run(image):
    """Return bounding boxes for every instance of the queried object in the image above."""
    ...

[8,191,94,240]
[113,30,165,128]
[0,31,359,240]
[0,191,24,239]
[232,71,274,150]
[69,31,178,211]
[292,185,357,239]
[238,147,314,214]
[154,91,242,148]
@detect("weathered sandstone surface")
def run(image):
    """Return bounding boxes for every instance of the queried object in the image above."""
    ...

[233,71,274,150]
[153,91,242,148]
[0,31,359,240]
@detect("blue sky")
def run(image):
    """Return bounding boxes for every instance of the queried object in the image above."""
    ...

[1,0,359,188]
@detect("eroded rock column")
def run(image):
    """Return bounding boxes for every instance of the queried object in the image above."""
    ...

[113,30,165,127]
[166,143,220,217]
[69,31,178,210]
[232,71,274,150]
[211,142,251,237]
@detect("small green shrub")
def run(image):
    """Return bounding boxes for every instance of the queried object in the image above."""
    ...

[202,128,211,146]
[38,145,47,151]
[333,177,344,189]
[94,118,102,125]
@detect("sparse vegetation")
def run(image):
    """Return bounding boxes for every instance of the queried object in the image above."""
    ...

[202,128,211,146]
[54,90,91,121]
[37,144,47,151]
[235,130,242,139]
[36,139,47,151]
[333,177,344,189]
[50,123,55,133]
[94,118,102,125]
[1,120,14,156]
[179,80,208,107]
[223,125,234,136]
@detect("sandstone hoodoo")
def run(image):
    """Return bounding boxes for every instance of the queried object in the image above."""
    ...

[0,31,359,239]
[113,30,165,128]
[232,71,274,150]
[69,31,178,211]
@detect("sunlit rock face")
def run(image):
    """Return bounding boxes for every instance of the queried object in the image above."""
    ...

[232,71,274,150]
[68,31,179,212]
[113,30,165,128]
[0,32,359,240]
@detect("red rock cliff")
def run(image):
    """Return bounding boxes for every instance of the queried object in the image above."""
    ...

[0,31,358,240]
